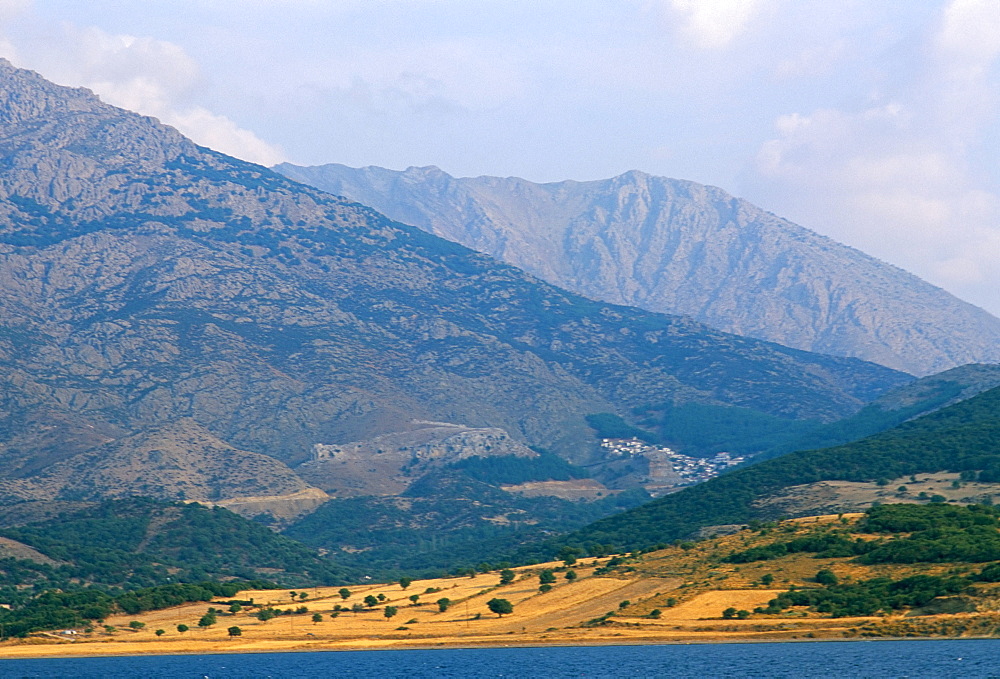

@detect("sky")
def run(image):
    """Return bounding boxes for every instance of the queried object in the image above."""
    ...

[1,0,999,316]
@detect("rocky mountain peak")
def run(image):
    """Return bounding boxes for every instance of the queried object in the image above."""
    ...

[276,162,1000,375]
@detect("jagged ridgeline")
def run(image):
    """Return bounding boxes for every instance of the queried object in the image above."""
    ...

[547,385,1000,556]
[275,163,1000,376]
[0,57,908,506]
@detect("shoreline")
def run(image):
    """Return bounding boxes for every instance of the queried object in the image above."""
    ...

[0,630,991,660]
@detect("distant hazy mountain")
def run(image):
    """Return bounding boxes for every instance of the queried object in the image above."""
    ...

[0,59,908,512]
[275,163,1000,376]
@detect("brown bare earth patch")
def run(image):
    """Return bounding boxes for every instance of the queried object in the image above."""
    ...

[500,479,613,500]
[0,537,61,566]
[755,472,1000,516]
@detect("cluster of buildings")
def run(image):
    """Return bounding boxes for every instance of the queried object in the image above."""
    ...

[599,437,746,493]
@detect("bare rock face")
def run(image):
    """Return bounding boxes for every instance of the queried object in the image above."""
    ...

[275,163,1000,376]
[0,60,909,504]
[0,419,314,504]
[299,420,536,496]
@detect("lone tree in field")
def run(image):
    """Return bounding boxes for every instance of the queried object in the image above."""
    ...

[228,626,242,638]
[539,569,556,585]
[364,594,379,608]
[399,577,413,590]
[499,569,516,585]
[155,629,165,637]
[487,598,514,617]
[312,613,322,623]
[384,606,398,621]
[437,598,451,612]
[176,624,189,633]
[198,611,217,628]
[339,588,351,600]
[409,594,420,605]
[565,570,577,582]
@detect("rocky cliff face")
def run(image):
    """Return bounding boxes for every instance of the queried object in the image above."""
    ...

[275,163,1000,376]
[0,60,909,505]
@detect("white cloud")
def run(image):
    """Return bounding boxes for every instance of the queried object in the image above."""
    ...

[0,20,284,166]
[668,0,769,48]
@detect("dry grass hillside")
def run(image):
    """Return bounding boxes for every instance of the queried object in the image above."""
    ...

[7,509,1000,658]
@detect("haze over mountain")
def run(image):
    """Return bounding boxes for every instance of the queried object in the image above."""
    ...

[275,163,1000,376]
[0,60,912,516]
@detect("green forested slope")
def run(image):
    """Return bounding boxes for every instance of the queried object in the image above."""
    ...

[0,498,348,603]
[551,386,1000,555]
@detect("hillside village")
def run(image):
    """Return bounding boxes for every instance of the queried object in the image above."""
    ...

[600,438,745,495]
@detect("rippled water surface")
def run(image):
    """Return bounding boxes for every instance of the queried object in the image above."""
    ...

[3,640,1000,678]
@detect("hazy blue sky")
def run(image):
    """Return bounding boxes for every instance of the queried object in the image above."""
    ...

[2,1,999,315]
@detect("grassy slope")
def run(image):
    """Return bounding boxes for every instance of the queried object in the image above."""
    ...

[11,504,1000,652]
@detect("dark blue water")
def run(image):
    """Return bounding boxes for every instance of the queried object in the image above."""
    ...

[1,640,999,678]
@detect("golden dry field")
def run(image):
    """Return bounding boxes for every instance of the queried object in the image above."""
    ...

[5,512,1000,658]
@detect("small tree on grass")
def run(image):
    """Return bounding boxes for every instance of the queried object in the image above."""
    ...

[722,607,738,619]
[228,626,242,638]
[437,598,452,612]
[339,588,351,600]
[176,624,189,634]
[129,621,145,630]
[539,569,556,585]
[539,584,552,593]
[399,577,413,590]
[499,569,516,585]
[815,569,838,585]
[565,570,577,582]
[384,606,398,621]
[364,594,379,608]
[199,612,217,628]
[409,594,420,605]
[487,598,513,617]
[312,613,323,623]
[377,593,386,602]
[648,609,662,619]
[155,629,165,637]
[229,603,242,613]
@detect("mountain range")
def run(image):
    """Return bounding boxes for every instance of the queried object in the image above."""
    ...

[274,163,1000,376]
[0,58,911,520]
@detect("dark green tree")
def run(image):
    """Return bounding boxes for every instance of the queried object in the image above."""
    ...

[364,594,379,608]
[339,588,351,600]
[539,569,556,585]
[487,598,513,617]
[228,626,242,638]
[384,605,398,621]
[437,598,452,612]
[499,569,516,585]
[399,577,413,590]
[816,569,839,585]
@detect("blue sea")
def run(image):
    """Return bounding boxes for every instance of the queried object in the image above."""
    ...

[1,640,999,678]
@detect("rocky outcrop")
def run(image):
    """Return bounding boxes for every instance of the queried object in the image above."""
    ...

[0,419,315,504]
[275,163,1000,376]
[298,421,536,497]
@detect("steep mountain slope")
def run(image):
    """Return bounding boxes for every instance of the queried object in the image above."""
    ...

[549,385,1000,555]
[275,163,1000,375]
[0,60,908,495]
